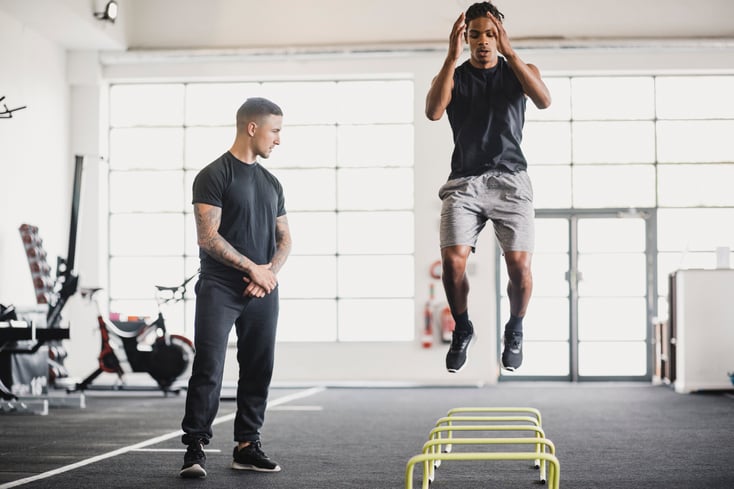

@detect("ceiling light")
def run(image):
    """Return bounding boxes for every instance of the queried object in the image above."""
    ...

[94,0,118,23]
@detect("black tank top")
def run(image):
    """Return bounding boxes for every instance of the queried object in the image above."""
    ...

[446,57,528,179]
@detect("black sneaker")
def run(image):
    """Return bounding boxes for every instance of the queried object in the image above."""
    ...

[501,330,523,371]
[179,439,207,478]
[231,440,281,472]
[446,324,474,373]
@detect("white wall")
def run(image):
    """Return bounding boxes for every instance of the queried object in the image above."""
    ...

[0,8,71,312]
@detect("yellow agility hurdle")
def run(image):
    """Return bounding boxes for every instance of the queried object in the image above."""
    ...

[405,450,561,489]
[433,416,543,468]
[422,437,556,484]
[446,406,542,426]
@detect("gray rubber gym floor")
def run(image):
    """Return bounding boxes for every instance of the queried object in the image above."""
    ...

[1,382,733,489]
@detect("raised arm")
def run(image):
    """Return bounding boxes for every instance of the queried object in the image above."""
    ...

[194,202,277,294]
[487,13,551,109]
[425,13,466,121]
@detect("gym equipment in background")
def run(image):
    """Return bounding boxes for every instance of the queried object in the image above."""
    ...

[67,273,197,395]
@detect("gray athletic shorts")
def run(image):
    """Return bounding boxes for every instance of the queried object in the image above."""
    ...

[438,170,535,253]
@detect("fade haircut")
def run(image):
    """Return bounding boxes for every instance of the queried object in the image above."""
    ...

[236,97,283,130]
[465,1,505,25]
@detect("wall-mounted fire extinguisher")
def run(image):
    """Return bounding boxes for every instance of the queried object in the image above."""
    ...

[422,283,435,348]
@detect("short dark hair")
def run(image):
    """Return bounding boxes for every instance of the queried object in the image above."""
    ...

[465,1,505,25]
[236,97,283,128]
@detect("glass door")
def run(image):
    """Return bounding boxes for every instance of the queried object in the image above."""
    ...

[498,210,656,380]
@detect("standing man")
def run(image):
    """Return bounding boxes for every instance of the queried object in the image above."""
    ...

[426,2,551,373]
[179,97,292,478]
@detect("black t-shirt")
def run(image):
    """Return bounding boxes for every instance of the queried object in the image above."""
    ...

[192,151,286,286]
[446,57,528,179]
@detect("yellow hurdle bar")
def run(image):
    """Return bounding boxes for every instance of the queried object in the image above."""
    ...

[421,437,556,483]
[445,406,543,427]
[429,424,546,469]
[405,451,561,489]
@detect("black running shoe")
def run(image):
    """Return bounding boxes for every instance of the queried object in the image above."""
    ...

[501,330,523,371]
[231,440,281,472]
[446,324,474,373]
[179,439,207,478]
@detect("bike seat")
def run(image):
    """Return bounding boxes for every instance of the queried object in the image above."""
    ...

[109,315,148,334]
[80,287,104,297]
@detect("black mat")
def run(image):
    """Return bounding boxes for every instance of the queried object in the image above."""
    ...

[1,383,733,488]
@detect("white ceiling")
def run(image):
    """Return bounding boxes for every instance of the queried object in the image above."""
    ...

[2,0,734,52]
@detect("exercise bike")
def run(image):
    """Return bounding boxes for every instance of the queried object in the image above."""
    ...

[68,274,197,395]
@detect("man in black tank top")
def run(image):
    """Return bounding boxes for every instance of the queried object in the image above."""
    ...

[426,2,551,374]
[179,98,292,479]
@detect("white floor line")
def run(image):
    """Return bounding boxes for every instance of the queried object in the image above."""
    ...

[268,405,323,411]
[0,386,326,489]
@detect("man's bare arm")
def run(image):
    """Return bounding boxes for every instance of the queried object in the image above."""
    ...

[270,215,292,275]
[425,13,466,121]
[488,13,551,109]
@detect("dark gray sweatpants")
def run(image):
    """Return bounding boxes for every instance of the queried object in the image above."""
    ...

[181,276,279,445]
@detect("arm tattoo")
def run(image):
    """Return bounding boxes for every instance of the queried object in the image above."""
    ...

[270,215,292,274]
[194,203,252,272]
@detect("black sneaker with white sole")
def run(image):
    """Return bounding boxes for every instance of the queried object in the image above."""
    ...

[231,440,281,472]
[501,330,523,371]
[179,439,207,478]
[446,324,474,373]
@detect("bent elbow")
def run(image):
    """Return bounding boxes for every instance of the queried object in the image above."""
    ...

[535,94,552,110]
[425,109,442,121]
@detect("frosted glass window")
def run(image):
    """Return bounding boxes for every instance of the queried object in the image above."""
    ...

[277,299,337,342]
[287,212,337,255]
[656,76,734,119]
[110,213,185,256]
[261,81,338,125]
[336,80,413,124]
[572,77,654,120]
[338,211,413,254]
[272,169,336,211]
[277,256,337,299]
[338,255,414,298]
[109,257,184,299]
[110,170,185,212]
[185,83,259,126]
[522,122,571,165]
[338,124,414,167]
[572,121,655,164]
[110,84,184,127]
[337,168,413,210]
[657,121,734,163]
[578,298,646,341]
[526,77,571,121]
[572,165,655,208]
[267,125,337,168]
[657,209,734,252]
[577,253,646,296]
[578,219,646,253]
[658,164,734,207]
[501,342,569,377]
[109,79,415,343]
[579,342,647,376]
[338,299,414,341]
[184,127,232,170]
[110,128,184,170]
[527,166,572,209]
[185,217,198,256]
